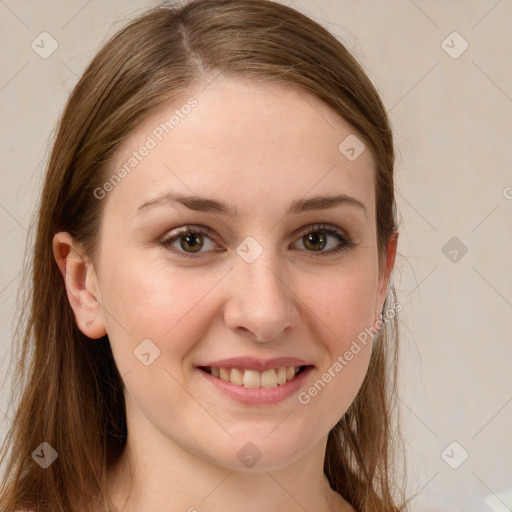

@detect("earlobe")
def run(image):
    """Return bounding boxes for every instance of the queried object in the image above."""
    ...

[52,232,107,339]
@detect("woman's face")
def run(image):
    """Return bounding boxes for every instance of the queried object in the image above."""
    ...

[76,77,395,471]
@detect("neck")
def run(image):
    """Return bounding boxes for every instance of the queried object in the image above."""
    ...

[105,409,353,512]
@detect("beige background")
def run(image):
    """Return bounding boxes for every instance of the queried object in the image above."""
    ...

[1,0,511,510]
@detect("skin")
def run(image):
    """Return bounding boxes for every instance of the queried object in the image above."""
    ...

[53,77,397,512]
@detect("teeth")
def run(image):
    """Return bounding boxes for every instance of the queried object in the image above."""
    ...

[207,366,302,388]
[277,367,287,385]
[230,368,244,386]
[261,369,277,388]
[243,370,261,388]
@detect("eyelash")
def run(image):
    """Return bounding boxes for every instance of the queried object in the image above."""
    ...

[159,223,355,259]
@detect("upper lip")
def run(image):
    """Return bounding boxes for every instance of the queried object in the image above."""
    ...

[197,357,313,372]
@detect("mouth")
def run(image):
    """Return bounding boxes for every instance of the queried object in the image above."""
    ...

[197,365,311,389]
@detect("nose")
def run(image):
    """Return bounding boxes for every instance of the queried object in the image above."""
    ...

[223,248,300,343]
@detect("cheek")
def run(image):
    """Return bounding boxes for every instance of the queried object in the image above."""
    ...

[99,258,221,371]
[101,247,379,360]
[299,262,379,350]
[294,262,378,420]
[97,261,207,412]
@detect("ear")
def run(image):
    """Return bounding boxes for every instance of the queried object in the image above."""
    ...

[52,232,107,339]
[374,231,399,323]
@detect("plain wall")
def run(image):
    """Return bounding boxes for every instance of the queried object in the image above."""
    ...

[0,1,510,510]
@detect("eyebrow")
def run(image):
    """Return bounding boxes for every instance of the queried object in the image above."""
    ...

[136,191,367,217]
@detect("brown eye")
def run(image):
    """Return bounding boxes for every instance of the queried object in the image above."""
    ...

[178,232,204,253]
[302,232,328,252]
[292,224,355,258]
[160,225,219,258]
[159,223,355,259]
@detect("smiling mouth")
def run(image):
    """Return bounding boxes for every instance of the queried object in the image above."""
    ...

[198,365,311,389]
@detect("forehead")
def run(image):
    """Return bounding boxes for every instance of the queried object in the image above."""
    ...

[103,77,376,220]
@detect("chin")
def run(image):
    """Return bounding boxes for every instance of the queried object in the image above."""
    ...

[201,431,318,473]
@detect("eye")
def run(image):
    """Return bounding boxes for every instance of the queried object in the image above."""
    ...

[159,225,220,258]
[159,223,355,259]
[291,223,355,258]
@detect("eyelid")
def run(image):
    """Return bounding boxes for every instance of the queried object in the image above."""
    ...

[159,223,354,258]
[159,224,220,258]
[291,223,354,256]
[293,223,347,240]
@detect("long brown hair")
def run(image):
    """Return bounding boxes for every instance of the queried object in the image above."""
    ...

[0,1,406,510]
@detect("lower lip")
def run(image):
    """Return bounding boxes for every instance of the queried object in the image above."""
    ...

[197,366,314,405]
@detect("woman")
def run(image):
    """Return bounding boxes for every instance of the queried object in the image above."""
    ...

[0,1,406,510]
